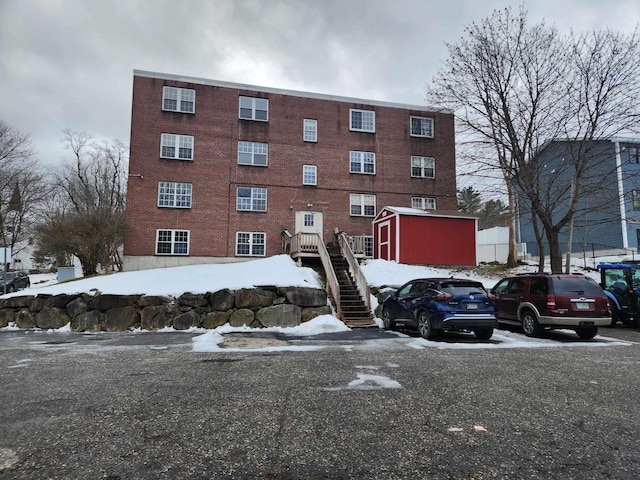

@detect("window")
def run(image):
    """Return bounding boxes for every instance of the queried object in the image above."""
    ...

[158,182,192,208]
[303,165,317,185]
[239,96,268,121]
[236,232,266,256]
[411,156,435,178]
[364,235,374,258]
[350,151,376,174]
[629,147,640,163]
[633,190,640,210]
[162,86,195,113]
[410,116,434,137]
[303,119,317,142]
[304,213,315,227]
[156,229,189,255]
[161,134,193,160]
[412,197,436,210]
[350,109,375,132]
[237,141,268,166]
[237,187,267,211]
[350,194,376,217]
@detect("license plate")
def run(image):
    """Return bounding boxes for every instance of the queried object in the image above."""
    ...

[576,302,589,310]
[467,303,478,310]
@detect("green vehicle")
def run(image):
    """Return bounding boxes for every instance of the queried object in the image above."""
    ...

[597,262,640,327]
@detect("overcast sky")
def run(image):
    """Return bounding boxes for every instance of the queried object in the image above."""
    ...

[1,0,638,170]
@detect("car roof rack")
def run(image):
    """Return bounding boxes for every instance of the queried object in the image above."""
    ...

[515,272,584,276]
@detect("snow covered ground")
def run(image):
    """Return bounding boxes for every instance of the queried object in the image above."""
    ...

[1,254,632,350]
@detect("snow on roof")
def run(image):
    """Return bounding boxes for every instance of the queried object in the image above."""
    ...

[374,207,477,221]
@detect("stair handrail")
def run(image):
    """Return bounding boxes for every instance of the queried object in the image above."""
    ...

[337,232,371,314]
[315,233,342,320]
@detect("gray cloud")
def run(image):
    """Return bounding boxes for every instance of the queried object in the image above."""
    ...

[1,0,638,166]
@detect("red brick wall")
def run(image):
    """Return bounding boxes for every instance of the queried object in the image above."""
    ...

[125,74,457,262]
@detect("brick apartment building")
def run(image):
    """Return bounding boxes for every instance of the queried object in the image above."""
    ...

[123,70,457,271]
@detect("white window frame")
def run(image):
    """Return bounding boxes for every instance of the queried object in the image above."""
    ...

[236,232,266,256]
[410,116,434,138]
[412,197,436,210]
[411,156,435,178]
[155,229,190,255]
[237,141,268,166]
[350,151,376,175]
[162,86,195,114]
[303,165,317,185]
[350,194,376,217]
[239,96,269,121]
[160,134,194,160]
[236,187,267,212]
[303,119,317,142]
[364,235,374,258]
[349,109,375,133]
[157,182,192,208]
[304,213,315,227]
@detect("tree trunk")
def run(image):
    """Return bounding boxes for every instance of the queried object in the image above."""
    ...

[506,184,518,268]
[547,228,563,273]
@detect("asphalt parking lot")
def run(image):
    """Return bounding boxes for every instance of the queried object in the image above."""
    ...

[1,325,639,479]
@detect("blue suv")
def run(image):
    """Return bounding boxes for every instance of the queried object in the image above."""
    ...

[381,278,497,340]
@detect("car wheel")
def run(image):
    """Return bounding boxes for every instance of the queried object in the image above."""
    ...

[6,284,15,293]
[474,328,494,340]
[417,311,435,340]
[576,326,598,340]
[382,308,395,330]
[610,307,621,327]
[521,309,542,337]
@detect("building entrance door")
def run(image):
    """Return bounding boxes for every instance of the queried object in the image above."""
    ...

[377,221,390,260]
[295,211,324,236]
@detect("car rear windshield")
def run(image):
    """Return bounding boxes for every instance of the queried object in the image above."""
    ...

[439,282,487,295]
[551,277,603,295]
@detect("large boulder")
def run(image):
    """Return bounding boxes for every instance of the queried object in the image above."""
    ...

[72,310,102,332]
[235,288,277,309]
[49,294,79,309]
[256,304,301,328]
[301,305,332,323]
[36,307,71,329]
[15,310,36,329]
[66,297,88,318]
[203,310,231,329]
[277,287,327,307]
[208,289,235,311]
[229,309,254,327]
[140,305,172,330]
[138,295,172,307]
[173,310,200,330]
[88,294,139,312]
[4,296,34,309]
[177,292,208,308]
[29,295,51,312]
[0,309,15,327]
[103,306,139,331]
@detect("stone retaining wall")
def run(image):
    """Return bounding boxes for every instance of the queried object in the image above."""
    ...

[0,286,331,332]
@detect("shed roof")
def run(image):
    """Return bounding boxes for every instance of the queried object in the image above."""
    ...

[373,206,477,222]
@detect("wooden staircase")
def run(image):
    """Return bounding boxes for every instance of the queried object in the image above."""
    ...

[327,242,375,328]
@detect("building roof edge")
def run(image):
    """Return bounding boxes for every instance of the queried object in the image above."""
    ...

[133,69,452,114]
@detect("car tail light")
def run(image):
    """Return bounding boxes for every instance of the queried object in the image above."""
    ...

[546,295,558,313]
[435,291,453,301]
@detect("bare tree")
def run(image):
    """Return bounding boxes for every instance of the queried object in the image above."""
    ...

[0,120,48,259]
[427,6,640,272]
[35,131,128,275]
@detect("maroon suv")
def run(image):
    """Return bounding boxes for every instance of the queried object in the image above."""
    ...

[490,273,610,339]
